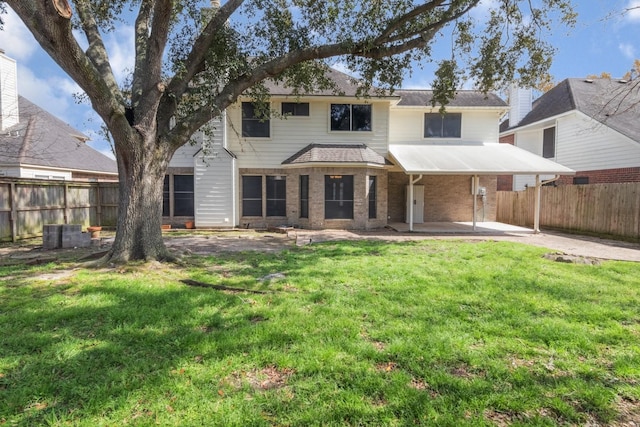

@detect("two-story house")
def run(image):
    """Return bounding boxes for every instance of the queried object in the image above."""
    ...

[499,79,640,191]
[164,69,573,230]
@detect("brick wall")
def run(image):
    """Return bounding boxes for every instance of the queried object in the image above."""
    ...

[239,167,388,230]
[388,172,497,222]
[557,167,640,185]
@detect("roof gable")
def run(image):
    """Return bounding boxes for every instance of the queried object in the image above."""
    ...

[0,96,117,174]
[507,78,640,143]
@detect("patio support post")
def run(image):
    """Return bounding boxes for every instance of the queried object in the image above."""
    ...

[534,174,541,233]
[472,175,478,231]
[409,174,414,232]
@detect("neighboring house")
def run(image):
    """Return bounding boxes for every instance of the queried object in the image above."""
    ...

[499,78,640,191]
[0,51,117,182]
[166,68,572,229]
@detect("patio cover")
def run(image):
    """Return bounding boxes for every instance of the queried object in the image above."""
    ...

[388,143,574,175]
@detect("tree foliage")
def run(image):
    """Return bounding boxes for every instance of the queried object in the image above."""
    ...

[2,0,575,262]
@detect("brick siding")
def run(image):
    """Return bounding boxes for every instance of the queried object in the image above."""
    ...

[239,167,388,230]
[388,173,497,222]
[557,167,640,185]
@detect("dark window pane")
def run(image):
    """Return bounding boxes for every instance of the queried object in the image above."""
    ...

[330,104,351,131]
[325,175,354,219]
[442,114,462,138]
[266,176,286,217]
[300,175,309,218]
[368,176,377,219]
[352,104,372,131]
[174,193,194,216]
[573,176,589,185]
[173,175,194,192]
[162,175,170,217]
[242,102,270,137]
[172,175,194,216]
[543,127,555,158]
[282,102,310,116]
[242,176,262,216]
[424,113,461,138]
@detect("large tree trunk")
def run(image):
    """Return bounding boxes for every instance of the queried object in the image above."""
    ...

[106,133,175,263]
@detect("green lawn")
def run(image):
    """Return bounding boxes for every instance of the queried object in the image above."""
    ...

[1,240,639,426]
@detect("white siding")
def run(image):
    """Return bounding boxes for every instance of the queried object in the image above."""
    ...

[18,167,72,180]
[0,52,19,131]
[556,113,640,171]
[508,86,532,127]
[169,140,201,168]
[389,109,502,144]
[514,129,554,190]
[193,114,236,227]
[194,152,235,227]
[227,99,390,169]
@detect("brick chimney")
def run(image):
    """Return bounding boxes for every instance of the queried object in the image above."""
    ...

[0,49,19,131]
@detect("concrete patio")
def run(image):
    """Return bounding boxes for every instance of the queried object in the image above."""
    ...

[387,221,534,234]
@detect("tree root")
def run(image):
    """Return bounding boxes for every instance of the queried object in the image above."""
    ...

[180,279,268,294]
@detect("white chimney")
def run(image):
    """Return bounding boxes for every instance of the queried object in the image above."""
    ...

[0,50,19,131]
[211,0,220,7]
[508,84,532,127]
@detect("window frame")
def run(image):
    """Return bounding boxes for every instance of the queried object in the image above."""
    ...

[241,102,271,138]
[368,176,377,219]
[423,112,462,138]
[324,175,354,219]
[266,175,287,217]
[242,175,263,217]
[281,102,310,117]
[542,126,556,159]
[299,175,309,219]
[330,104,372,132]
[163,174,194,218]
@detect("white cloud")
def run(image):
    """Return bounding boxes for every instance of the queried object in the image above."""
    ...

[626,0,640,22]
[0,8,39,61]
[105,25,136,84]
[619,42,636,59]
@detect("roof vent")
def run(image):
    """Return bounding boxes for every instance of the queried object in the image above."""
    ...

[618,79,628,84]
[584,79,594,83]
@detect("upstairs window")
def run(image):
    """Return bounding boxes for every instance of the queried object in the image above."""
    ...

[282,102,310,117]
[242,102,270,138]
[330,104,372,131]
[543,127,555,158]
[424,113,461,138]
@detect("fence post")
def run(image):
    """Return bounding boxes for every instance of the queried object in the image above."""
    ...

[64,183,69,224]
[96,184,102,226]
[10,182,17,242]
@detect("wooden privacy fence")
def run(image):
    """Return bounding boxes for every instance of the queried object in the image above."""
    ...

[0,178,119,242]
[497,183,640,240]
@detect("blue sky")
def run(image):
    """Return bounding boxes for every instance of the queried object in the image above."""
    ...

[0,0,638,158]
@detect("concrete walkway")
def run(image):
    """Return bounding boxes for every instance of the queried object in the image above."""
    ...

[291,227,640,263]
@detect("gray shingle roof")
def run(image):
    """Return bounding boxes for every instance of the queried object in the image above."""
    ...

[282,143,386,165]
[0,96,117,174]
[507,78,640,143]
[394,90,507,107]
[264,68,397,98]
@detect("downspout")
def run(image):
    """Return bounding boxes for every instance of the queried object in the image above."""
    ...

[408,174,422,232]
[472,175,479,231]
[533,174,560,233]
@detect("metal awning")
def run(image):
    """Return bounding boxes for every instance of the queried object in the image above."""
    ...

[388,143,575,234]
[388,143,575,175]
